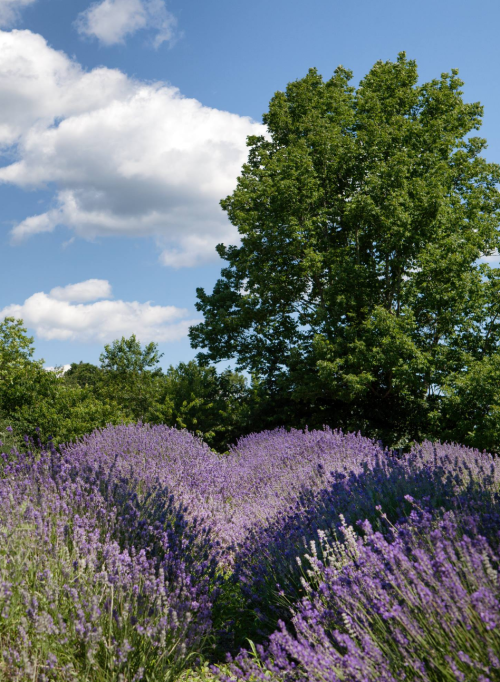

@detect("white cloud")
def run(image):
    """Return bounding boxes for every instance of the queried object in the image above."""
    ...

[0,0,36,28]
[0,30,264,267]
[0,280,197,343]
[46,364,71,375]
[0,30,132,148]
[49,279,112,303]
[76,0,177,47]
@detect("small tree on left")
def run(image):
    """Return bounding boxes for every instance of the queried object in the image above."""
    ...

[0,317,125,446]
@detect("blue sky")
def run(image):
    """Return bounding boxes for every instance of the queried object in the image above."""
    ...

[1,0,499,370]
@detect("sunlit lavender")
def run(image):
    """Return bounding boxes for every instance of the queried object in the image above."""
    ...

[225,511,500,682]
[1,424,499,680]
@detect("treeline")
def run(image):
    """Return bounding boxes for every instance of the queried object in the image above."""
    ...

[1,314,366,455]
[4,54,500,454]
[0,317,253,451]
[1,309,500,454]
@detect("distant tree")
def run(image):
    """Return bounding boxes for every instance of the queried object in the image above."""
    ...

[99,335,164,421]
[64,361,103,390]
[12,383,127,446]
[0,317,53,421]
[100,335,163,375]
[0,321,249,449]
[157,360,249,450]
[190,54,500,449]
[0,318,126,445]
[0,317,37,367]
[97,339,250,448]
[438,355,500,453]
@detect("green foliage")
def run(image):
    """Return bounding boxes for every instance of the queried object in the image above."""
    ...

[0,318,47,416]
[65,361,103,390]
[439,354,500,453]
[0,318,60,443]
[98,335,165,423]
[0,317,37,366]
[0,320,248,450]
[190,53,500,449]
[100,335,163,374]
[83,336,249,449]
[158,361,249,450]
[0,320,125,446]
[12,383,128,446]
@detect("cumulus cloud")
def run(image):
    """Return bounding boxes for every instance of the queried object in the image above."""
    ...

[0,0,36,27]
[49,279,112,303]
[76,0,177,47]
[0,30,264,267]
[0,279,198,343]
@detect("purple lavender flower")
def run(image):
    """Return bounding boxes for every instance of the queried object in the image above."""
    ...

[0,425,221,680]
[2,423,499,679]
[223,512,500,682]
[231,435,500,642]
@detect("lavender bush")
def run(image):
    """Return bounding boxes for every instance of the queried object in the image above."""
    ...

[0,437,219,681]
[223,511,500,681]
[59,424,391,549]
[1,423,499,679]
[232,438,500,642]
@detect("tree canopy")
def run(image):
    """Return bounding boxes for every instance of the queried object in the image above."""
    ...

[0,322,249,451]
[190,53,500,449]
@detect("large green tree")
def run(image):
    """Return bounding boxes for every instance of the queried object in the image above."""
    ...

[190,54,500,449]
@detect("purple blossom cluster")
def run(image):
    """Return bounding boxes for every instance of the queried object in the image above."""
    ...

[0,434,219,681]
[232,438,500,640]
[60,424,389,548]
[1,423,499,680]
[223,511,500,681]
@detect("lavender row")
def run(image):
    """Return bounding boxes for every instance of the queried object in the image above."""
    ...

[0,439,219,681]
[223,510,500,681]
[54,424,500,653]
[59,424,394,547]
[1,423,499,680]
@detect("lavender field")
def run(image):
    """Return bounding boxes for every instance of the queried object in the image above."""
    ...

[1,424,500,681]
